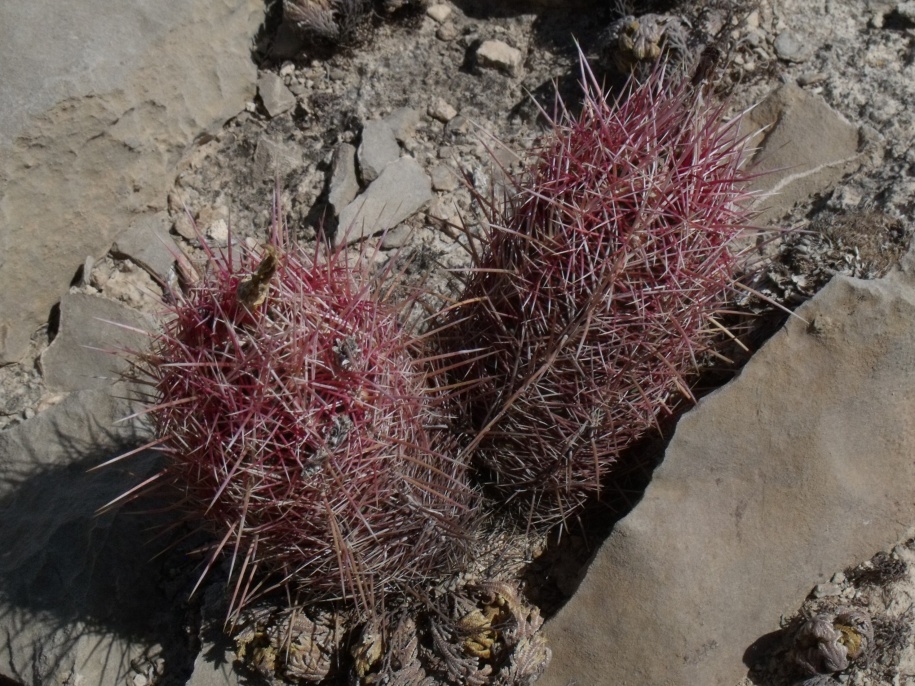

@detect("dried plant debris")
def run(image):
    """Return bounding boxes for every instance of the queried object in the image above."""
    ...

[756,209,913,307]
[791,609,873,676]
[234,605,345,682]
[601,13,690,74]
[233,580,550,685]
[283,0,372,44]
[845,551,908,588]
[743,539,915,686]
[423,581,550,686]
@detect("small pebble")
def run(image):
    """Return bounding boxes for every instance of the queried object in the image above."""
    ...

[430,164,459,191]
[22,407,35,420]
[426,4,452,23]
[476,39,523,76]
[436,23,459,41]
[444,115,470,137]
[898,1,915,22]
[798,72,828,86]
[206,219,229,245]
[428,98,458,122]
[81,256,95,287]
[813,582,842,598]
[774,30,811,62]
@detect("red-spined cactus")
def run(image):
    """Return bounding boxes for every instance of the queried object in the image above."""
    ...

[126,213,475,618]
[436,54,756,523]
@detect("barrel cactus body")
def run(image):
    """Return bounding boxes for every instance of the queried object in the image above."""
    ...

[143,224,474,616]
[438,56,755,522]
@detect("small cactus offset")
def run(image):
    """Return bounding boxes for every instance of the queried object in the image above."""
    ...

[128,210,475,619]
[436,52,756,522]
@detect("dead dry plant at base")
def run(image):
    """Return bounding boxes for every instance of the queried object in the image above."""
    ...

[102,204,477,624]
[434,50,759,527]
[283,0,372,43]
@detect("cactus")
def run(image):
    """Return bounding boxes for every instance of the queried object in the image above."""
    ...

[435,53,756,523]
[123,210,475,619]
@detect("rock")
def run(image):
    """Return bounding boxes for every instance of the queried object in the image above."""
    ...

[40,293,155,393]
[327,143,360,217]
[80,256,95,288]
[0,385,170,686]
[185,651,243,686]
[436,22,459,41]
[257,70,297,118]
[0,0,264,364]
[196,204,232,246]
[384,107,421,144]
[253,135,304,179]
[743,84,862,223]
[358,119,401,183]
[379,225,413,250]
[899,1,915,22]
[430,163,459,191]
[774,30,812,62]
[539,261,915,686]
[426,3,452,23]
[476,39,523,76]
[338,157,433,243]
[444,115,470,137]
[110,211,177,281]
[428,98,458,123]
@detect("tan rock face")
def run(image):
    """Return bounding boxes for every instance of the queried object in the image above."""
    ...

[744,83,862,223]
[0,0,264,364]
[540,257,915,686]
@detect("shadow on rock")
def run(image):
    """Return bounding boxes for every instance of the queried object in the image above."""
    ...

[0,386,202,686]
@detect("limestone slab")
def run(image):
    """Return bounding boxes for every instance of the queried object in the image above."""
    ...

[0,0,264,364]
[744,84,862,223]
[540,260,915,686]
[338,157,432,243]
[40,293,155,393]
[0,386,168,686]
[358,119,401,183]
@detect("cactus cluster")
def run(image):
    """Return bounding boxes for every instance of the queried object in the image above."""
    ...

[433,56,755,523]
[114,47,756,684]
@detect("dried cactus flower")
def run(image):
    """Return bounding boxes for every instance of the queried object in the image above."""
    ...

[352,619,386,681]
[422,581,550,685]
[792,614,850,675]
[833,608,873,661]
[115,208,476,620]
[603,13,690,73]
[435,50,755,522]
[234,605,343,681]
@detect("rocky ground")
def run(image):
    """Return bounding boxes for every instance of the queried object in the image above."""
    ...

[2,0,915,684]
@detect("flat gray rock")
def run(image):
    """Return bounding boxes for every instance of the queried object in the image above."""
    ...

[338,157,432,243]
[358,118,401,183]
[384,107,421,144]
[110,211,177,280]
[539,259,915,686]
[41,293,156,392]
[185,652,242,686]
[0,385,171,686]
[0,0,263,364]
[476,40,523,77]
[257,70,296,118]
[327,143,360,217]
[744,84,862,223]
[253,135,304,179]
